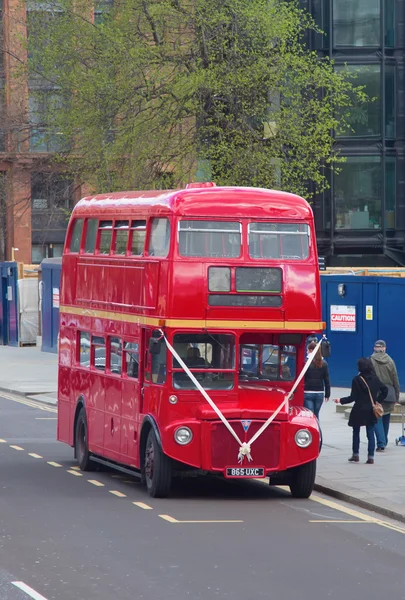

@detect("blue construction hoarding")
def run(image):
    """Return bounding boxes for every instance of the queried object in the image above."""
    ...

[40,258,61,354]
[321,274,405,391]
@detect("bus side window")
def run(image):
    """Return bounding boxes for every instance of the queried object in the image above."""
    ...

[110,337,122,375]
[130,220,146,255]
[92,335,106,372]
[79,332,90,367]
[148,218,170,257]
[84,219,98,253]
[98,220,113,255]
[69,219,83,253]
[124,342,139,379]
[152,343,167,384]
[113,221,129,255]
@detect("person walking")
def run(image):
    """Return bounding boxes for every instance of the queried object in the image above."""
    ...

[304,340,330,420]
[334,358,387,465]
[371,340,400,451]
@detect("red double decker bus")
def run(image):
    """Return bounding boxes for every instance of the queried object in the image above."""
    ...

[57,183,325,498]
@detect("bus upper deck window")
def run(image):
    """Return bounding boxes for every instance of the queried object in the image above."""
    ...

[114,220,129,255]
[69,219,83,253]
[131,220,146,255]
[98,221,113,255]
[178,220,241,258]
[148,218,170,257]
[84,219,98,253]
[248,223,310,260]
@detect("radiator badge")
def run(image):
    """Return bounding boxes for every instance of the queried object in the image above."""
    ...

[241,420,252,433]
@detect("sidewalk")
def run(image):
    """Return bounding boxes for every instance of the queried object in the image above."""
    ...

[317,389,405,522]
[1,345,404,521]
[0,345,57,404]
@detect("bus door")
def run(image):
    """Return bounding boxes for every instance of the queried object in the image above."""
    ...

[121,339,142,461]
[143,329,167,423]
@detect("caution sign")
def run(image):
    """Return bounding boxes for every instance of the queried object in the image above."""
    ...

[366,305,373,321]
[330,305,356,332]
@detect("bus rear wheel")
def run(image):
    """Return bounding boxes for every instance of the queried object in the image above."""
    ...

[75,407,94,471]
[144,429,172,498]
[289,459,316,499]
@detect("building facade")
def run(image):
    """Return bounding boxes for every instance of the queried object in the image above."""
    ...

[302,0,405,266]
[1,0,404,265]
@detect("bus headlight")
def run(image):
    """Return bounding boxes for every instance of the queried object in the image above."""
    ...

[174,427,193,446]
[295,429,312,448]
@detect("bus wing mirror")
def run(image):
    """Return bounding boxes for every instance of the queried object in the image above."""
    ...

[321,339,331,358]
[149,337,162,355]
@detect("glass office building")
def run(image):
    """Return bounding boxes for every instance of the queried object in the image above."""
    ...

[302,0,405,266]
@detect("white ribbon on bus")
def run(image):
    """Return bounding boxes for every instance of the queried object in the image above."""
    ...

[160,333,324,464]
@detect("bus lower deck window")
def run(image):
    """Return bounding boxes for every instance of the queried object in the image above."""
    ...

[92,335,106,371]
[79,332,90,366]
[124,342,139,379]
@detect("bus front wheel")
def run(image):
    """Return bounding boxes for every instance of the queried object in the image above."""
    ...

[75,407,94,471]
[144,429,172,498]
[289,459,316,499]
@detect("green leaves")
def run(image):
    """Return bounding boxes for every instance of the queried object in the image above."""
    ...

[26,0,367,198]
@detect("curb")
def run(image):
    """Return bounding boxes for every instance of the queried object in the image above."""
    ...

[0,386,58,407]
[314,482,405,525]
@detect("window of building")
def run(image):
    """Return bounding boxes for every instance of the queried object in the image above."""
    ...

[98,220,112,254]
[385,66,395,138]
[385,0,395,47]
[130,220,146,255]
[124,342,139,379]
[178,220,241,258]
[109,337,122,374]
[172,333,235,390]
[70,219,83,253]
[333,0,380,47]
[148,218,170,257]
[334,156,382,230]
[79,332,90,367]
[335,65,380,137]
[113,220,129,255]
[94,0,113,25]
[385,157,396,230]
[31,243,64,263]
[28,89,65,152]
[85,219,98,253]
[31,173,74,211]
[92,335,106,371]
[248,223,309,260]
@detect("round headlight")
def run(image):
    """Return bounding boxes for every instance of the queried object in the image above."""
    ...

[295,429,312,448]
[169,395,178,405]
[174,427,193,445]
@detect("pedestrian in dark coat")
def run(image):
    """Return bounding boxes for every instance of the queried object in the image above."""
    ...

[334,358,388,465]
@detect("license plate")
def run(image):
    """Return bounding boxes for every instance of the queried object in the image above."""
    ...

[225,467,265,478]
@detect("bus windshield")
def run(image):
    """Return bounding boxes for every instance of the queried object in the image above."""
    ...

[240,343,296,382]
[248,223,309,260]
[172,333,235,390]
[178,220,241,258]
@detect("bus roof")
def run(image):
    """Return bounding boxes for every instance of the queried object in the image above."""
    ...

[73,185,312,220]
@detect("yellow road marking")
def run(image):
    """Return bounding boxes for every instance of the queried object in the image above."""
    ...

[47,461,62,467]
[67,469,83,477]
[28,453,43,459]
[133,502,153,510]
[35,418,57,420]
[88,480,105,487]
[1,393,57,413]
[109,490,127,498]
[159,514,243,524]
[10,445,24,451]
[0,439,6,443]
[309,520,369,524]
[70,466,80,470]
[308,493,405,535]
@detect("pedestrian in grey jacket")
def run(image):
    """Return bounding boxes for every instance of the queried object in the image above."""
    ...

[371,340,400,451]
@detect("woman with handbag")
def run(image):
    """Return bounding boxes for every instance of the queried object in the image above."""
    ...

[334,358,388,464]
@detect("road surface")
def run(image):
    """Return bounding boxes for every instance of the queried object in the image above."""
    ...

[0,392,403,600]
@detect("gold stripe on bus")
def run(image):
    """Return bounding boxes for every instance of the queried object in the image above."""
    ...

[60,305,325,331]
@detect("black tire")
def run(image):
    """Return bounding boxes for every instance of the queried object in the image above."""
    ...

[289,460,316,499]
[75,407,94,471]
[144,429,172,498]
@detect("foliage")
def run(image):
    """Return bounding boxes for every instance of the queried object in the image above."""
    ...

[26,0,367,198]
